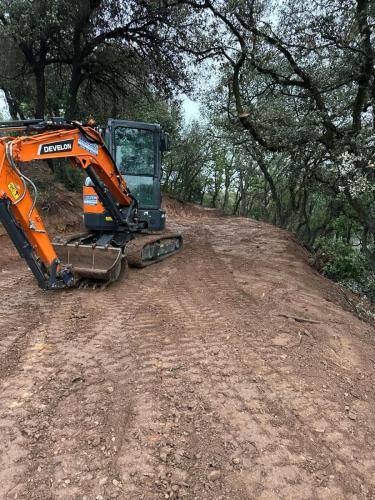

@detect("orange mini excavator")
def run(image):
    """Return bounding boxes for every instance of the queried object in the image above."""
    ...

[0,118,182,289]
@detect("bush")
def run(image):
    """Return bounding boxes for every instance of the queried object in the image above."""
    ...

[317,238,375,301]
[53,159,84,192]
[318,239,367,282]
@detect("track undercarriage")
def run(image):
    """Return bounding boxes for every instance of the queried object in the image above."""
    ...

[53,231,183,287]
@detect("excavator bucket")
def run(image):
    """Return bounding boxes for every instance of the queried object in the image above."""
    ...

[54,243,123,283]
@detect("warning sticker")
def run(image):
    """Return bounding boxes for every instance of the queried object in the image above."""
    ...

[8,182,21,200]
[78,133,99,156]
[84,194,98,206]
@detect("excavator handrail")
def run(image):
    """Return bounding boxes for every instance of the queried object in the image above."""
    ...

[0,124,135,289]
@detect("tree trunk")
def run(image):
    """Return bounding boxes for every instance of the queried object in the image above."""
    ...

[65,64,82,120]
[19,39,48,118]
[233,191,241,215]
[253,150,284,227]
[200,181,208,205]
[212,186,219,208]
[223,156,234,212]
[35,66,46,118]
[223,185,229,211]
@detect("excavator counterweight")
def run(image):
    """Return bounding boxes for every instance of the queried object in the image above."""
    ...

[0,118,182,289]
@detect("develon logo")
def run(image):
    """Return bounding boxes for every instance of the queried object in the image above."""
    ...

[38,140,74,155]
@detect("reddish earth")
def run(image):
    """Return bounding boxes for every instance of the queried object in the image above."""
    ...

[1,194,375,499]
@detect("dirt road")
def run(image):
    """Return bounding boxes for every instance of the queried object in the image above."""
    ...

[1,208,375,499]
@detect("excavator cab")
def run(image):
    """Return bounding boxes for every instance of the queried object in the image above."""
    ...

[83,119,169,233]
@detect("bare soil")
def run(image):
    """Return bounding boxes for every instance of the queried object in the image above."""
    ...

[1,197,375,499]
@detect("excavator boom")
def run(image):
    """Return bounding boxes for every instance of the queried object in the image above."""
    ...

[0,120,178,289]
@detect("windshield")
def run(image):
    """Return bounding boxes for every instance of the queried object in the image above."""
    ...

[114,127,154,176]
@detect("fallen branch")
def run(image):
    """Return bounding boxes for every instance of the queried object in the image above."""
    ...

[278,313,320,324]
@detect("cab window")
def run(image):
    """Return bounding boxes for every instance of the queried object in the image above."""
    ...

[114,127,154,176]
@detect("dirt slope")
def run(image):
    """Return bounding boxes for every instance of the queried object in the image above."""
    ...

[1,202,375,499]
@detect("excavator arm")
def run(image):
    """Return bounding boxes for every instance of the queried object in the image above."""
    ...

[0,121,135,289]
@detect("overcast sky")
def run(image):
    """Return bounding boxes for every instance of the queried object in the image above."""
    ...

[0,91,10,119]
[182,95,201,122]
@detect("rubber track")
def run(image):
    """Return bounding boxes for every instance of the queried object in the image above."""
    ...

[126,231,183,267]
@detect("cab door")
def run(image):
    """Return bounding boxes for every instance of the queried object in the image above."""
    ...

[106,119,162,210]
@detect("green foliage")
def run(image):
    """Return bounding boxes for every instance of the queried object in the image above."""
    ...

[317,237,375,301]
[318,239,368,283]
[160,0,375,299]
[52,160,84,193]
[0,0,188,119]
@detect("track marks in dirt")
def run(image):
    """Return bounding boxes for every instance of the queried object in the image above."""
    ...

[1,215,375,499]
[142,232,328,498]
[202,219,375,497]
